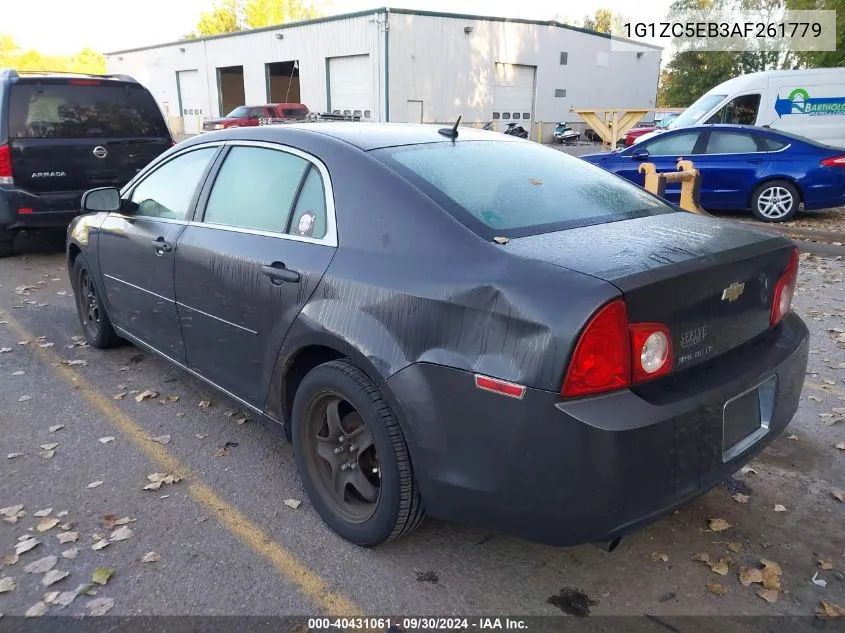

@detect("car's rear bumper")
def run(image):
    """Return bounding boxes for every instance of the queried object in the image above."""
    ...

[385,312,809,546]
[0,186,82,232]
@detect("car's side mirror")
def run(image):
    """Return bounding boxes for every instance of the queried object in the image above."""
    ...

[631,148,649,160]
[81,187,120,213]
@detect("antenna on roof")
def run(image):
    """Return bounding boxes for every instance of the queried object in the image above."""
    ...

[438,115,462,139]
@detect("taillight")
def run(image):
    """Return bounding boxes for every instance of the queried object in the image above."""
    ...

[562,299,674,398]
[0,144,12,185]
[821,154,845,167]
[68,79,101,86]
[562,300,630,398]
[771,247,799,326]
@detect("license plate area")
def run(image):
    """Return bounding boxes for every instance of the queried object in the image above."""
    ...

[722,376,777,462]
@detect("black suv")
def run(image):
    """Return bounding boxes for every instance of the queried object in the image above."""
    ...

[0,70,173,257]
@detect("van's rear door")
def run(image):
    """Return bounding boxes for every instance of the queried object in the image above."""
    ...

[7,78,171,201]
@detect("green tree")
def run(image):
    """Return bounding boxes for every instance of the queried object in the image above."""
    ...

[786,0,845,67]
[183,0,320,38]
[0,35,106,74]
[594,8,612,33]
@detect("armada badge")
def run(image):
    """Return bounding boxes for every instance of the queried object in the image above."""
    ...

[721,282,745,303]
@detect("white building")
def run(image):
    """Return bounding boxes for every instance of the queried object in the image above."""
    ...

[105,8,662,140]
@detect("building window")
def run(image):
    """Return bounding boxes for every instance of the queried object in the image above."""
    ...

[492,112,500,119]
[560,52,568,65]
[502,112,510,119]
[554,88,567,98]
[523,113,530,119]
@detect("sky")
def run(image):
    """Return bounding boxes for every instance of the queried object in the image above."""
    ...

[4,0,672,55]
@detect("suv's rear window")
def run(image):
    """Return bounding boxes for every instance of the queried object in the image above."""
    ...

[372,141,673,238]
[8,82,169,139]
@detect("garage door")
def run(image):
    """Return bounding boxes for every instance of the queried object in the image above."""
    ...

[328,55,373,119]
[492,64,535,138]
[177,70,204,135]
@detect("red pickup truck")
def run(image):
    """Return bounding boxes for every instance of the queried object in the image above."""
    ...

[202,103,309,132]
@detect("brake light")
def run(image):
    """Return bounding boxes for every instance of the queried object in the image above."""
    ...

[562,300,674,398]
[821,154,845,167]
[771,247,799,326]
[0,144,12,185]
[562,300,630,398]
[68,79,101,86]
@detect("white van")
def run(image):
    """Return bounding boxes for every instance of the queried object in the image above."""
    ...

[638,68,845,147]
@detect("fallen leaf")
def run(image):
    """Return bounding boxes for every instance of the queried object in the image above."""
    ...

[159,395,179,404]
[757,588,779,603]
[198,399,212,408]
[135,389,158,402]
[0,577,15,593]
[25,601,48,617]
[98,437,114,444]
[832,489,845,503]
[650,552,668,562]
[819,600,845,617]
[91,540,109,551]
[42,570,69,587]
[809,395,823,402]
[18,395,32,402]
[141,551,160,563]
[727,542,742,553]
[39,450,54,459]
[493,236,509,245]
[64,359,87,366]
[150,434,171,445]
[706,583,728,596]
[812,572,828,588]
[708,559,732,576]
[36,518,59,532]
[6,453,23,459]
[15,539,39,555]
[762,568,781,590]
[24,556,57,574]
[61,548,78,560]
[0,504,23,518]
[232,411,251,424]
[91,567,114,585]
[87,597,115,616]
[48,425,64,433]
[87,481,104,489]
[112,393,126,400]
[731,493,749,504]
[38,342,53,348]
[109,526,133,542]
[176,412,185,418]
[819,560,834,570]
[57,532,78,544]
[59,522,74,531]
[2,554,19,566]
[0,347,11,353]
[113,517,135,526]
[773,504,787,512]
[117,366,130,371]
[40,443,58,451]
[212,446,228,457]
[142,472,182,490]
[761,559,783,575]
[836,442,845,450]
[44,590,59,604]
[708,518,731,532]
[33,508,52,517]
[787,434,799,441]
[739,566,764,586]
[692,552,711,563]
[740,466,757,475]
[195,434,207,439]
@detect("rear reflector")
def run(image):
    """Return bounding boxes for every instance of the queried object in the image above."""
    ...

[18,207,33,214]
[771,247,799,326]
[474,374,526,399]
[821,154,845,167]
[0,144,12,185]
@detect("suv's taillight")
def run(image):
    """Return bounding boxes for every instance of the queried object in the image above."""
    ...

[820,154,845,167]
[561,299,673,398]
[771,247,799,326]
[0,144,12,185]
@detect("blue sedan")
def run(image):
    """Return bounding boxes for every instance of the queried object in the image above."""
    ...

[581,124,845,222]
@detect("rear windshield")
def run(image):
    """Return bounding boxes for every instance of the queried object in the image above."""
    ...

[8,82,168,139]
[226,106,250,117]
[371,141,673,238]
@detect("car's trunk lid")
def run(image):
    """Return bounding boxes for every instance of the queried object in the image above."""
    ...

[506,212,795,373]
[7,79,171,198]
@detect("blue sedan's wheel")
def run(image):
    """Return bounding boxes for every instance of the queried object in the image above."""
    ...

[292,359,426,546]
[752,180,799,223]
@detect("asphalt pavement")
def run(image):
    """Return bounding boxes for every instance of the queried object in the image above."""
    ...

[0,236,843,620]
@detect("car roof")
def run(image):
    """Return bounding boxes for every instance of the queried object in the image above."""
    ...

[272,122,516,150]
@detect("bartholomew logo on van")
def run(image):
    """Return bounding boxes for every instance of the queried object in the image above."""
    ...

[775,88,845,117]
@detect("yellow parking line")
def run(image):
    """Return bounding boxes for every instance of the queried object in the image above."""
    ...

[804,381,845,399]
[1,312,364,617]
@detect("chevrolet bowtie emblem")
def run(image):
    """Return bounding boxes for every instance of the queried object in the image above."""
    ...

[721,282,745,302]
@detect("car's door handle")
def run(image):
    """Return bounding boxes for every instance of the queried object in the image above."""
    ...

[261,262,300,284]
[747,158,764,164]
[152,238,172,254]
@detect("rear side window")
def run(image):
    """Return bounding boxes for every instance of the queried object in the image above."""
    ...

[372,141,671,238]
[763,137,788,151]
[8,82,168,138]
[705,131,760,154]
[203,146,308,233]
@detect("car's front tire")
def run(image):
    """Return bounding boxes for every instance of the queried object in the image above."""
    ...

[71,253,121,349]
[752,180,799,222]
[292,359,426,546]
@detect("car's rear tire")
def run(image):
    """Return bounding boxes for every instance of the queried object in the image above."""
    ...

[291,359,426,546]
[71,253,120,349]
[0,238,12,258]
[751,180,799,222]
